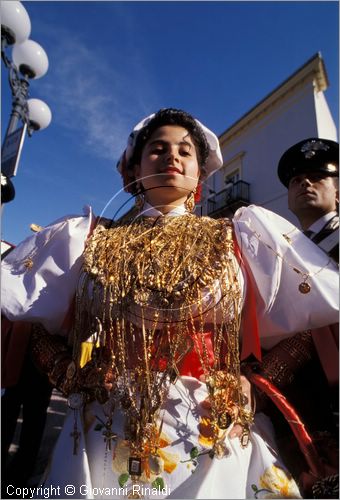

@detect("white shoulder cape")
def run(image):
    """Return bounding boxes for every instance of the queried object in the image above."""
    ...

[1,206,93,334]
[233,205,338,348]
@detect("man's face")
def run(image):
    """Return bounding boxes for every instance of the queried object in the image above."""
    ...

[288,172,339,217]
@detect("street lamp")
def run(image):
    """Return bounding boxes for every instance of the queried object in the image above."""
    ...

[1,1,52,204]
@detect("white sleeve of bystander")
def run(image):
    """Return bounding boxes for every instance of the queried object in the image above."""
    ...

[233,204,339,349]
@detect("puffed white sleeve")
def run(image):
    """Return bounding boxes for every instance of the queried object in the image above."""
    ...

[1,206,94,334]
[233,205,339,349]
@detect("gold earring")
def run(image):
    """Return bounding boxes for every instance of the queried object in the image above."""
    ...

[134,182,145,210]
[135,193,144,210]
[185,190,196,213]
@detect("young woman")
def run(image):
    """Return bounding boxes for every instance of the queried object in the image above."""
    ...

[2,109,338,499]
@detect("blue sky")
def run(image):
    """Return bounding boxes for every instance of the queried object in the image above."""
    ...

[1,1,339,245]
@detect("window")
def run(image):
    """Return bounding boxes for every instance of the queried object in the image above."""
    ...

[222,151,244,192]
[224,169,240,187]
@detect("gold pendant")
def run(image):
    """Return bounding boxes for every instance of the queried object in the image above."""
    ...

[217,412,232,430]
[23,258,34,269]
[213,440,230,459]
[282,234,292,244]
[299,281,311,294]
[240,424,250,448]
[128,457,142,476]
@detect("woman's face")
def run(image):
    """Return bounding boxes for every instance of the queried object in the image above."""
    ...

[134,125,200,207]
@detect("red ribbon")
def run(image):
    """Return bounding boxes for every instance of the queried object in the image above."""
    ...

[249,372,325,478]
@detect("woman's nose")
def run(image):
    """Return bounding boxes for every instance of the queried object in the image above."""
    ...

[165,149,179,163]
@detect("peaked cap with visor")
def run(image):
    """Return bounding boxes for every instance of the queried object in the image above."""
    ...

[277,137,339,188]
[117,110,224,194]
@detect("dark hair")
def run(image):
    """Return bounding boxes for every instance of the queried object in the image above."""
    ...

[126,108,209,193]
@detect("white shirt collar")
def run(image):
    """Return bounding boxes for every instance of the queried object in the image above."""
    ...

[137,201,188,218]
[308,211,338,233]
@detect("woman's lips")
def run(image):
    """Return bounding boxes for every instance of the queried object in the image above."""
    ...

[161,167,182,175]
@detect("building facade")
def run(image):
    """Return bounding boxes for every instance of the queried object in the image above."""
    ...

[202,53,338,226]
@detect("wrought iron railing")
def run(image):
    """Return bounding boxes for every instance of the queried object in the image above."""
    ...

[207,180,250,216]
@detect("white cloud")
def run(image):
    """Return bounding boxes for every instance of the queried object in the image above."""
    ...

[34,19,159,163]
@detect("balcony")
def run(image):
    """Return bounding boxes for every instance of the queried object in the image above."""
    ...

[207,180,250,218]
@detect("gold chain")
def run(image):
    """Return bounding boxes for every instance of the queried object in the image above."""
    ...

[252,230,331,294]
[72,213,247,471]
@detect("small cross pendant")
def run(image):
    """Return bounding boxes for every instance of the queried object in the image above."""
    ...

[103,428,117,451]
[70,429,81,455]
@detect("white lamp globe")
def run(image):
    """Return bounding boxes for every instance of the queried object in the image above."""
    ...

[27,99,52,131]
[12,40,49,79]
[1,1,31,45]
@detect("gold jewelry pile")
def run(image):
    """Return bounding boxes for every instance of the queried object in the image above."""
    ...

[71,213,251,475]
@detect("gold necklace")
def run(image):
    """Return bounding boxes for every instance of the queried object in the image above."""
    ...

[3,220,68,272]
[281,227,298,245]
[71,213,248,480]
[251,230,331,294]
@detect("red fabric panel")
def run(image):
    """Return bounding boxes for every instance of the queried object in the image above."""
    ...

[178,332,214,378]
[233,236,262,361]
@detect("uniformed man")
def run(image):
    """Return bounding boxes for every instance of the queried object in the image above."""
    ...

[243,138,339,498]
[261,137,339,498]
[278,137,339,263]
